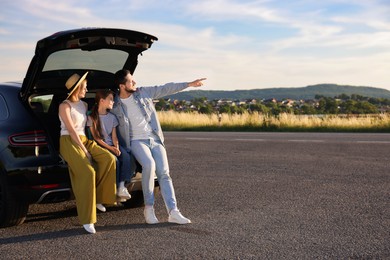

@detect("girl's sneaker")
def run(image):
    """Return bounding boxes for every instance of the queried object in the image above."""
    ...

[117,187,131,200]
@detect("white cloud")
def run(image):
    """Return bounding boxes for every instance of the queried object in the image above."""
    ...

[0,42,34,50]
[0,29,8,35]
[186,0,285,23]
[0,0,389,91]
[9,0,94,26]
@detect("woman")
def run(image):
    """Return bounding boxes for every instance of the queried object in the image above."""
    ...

[58,72,117,234]
[87,89,132,202]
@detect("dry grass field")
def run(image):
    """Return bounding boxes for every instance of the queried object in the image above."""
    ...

[158,111,390,132]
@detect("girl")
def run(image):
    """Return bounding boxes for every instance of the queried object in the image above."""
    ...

[59,73,117,234]
[87,89,132,202]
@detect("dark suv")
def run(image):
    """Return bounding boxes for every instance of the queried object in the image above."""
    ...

[0,28,158,227]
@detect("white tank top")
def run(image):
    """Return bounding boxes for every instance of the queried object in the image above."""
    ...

[59,100,87,136]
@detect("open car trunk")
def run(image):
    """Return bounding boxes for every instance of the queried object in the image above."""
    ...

[20,28,158,151]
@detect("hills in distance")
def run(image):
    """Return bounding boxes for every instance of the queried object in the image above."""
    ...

[166,84,390,101]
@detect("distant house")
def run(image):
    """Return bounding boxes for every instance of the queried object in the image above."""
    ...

[233,99,246,106]
[264,98,277,103]
[217,99,233,105]
[304,99,319,107]
[281,99,296,107]
[245,99,257,105]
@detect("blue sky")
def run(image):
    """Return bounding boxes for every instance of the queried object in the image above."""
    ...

[1,0,389,91]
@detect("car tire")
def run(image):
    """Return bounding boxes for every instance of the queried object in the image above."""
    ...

[0,173,29,227]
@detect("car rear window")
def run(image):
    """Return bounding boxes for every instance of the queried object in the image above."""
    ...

[43,49,129,73]
[31,95,53,113]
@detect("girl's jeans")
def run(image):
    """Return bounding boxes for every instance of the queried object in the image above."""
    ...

[131,137,177,212]
[116,145,133,186]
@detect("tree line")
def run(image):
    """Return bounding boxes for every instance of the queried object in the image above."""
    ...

[156,94,390,115]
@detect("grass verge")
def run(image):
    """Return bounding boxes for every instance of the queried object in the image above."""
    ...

[158,111,390,132]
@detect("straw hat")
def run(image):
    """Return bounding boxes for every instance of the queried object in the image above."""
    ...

[65,72,88,99]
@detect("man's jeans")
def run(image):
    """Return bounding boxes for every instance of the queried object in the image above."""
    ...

[131,138,177,212]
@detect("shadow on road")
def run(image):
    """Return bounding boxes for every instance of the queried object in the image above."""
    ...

[0,223,167,245]
[25,207,78,223]
[0,221,211,245]
[25,203,135,224]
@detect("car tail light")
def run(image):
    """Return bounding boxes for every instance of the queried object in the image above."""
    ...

[18,184,61,190]
[31,184,60,189]
[9,130,48,146]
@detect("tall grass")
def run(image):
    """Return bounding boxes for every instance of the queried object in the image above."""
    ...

[158,111,390,132]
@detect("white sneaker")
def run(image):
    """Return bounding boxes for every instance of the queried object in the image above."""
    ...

[96,204,106,212]
[144,207,159,224]
[168,209,191,224]
[117,197,127,203]
[117,187,131,200]
[83,224,96,234]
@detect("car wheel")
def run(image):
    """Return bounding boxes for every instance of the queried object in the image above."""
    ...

[0,173,29,227]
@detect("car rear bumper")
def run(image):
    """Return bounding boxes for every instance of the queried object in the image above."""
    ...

[8,182,73,204]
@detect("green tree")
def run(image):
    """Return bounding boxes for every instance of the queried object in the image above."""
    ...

[191,97,207,109]
[340,99,356,114]
[317,97,339,114]
[300,104,317,114]
[155,98,168,111]
[354,101,378,114]
[249,103,269,114]
[198,104,213,114]
[219,104,231,114]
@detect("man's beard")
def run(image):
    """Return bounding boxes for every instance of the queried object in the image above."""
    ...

[125,88,136,94]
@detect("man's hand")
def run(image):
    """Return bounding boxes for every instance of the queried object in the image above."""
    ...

[188,78,207,88]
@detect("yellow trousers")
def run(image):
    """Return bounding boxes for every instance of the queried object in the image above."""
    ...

[60,135,116,225]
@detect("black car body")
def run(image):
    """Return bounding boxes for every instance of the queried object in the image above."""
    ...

[0,28,158,227]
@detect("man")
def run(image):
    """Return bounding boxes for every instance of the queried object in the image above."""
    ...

[111,69,206,224]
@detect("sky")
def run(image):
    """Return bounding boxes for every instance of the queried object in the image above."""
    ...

[1,0,390,91]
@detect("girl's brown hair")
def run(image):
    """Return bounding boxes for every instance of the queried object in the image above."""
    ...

[90,89,114,140]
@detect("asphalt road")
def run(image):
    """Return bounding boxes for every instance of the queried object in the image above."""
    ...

[0,132,389,259]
